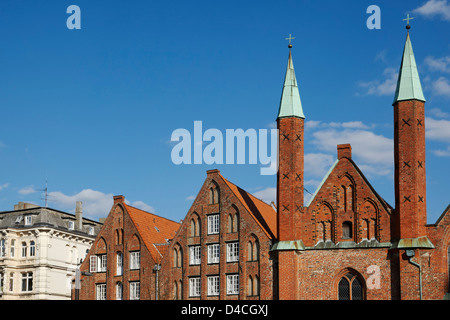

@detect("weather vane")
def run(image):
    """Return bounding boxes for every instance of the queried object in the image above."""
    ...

[285,34,295,48]
[403,13,414,30]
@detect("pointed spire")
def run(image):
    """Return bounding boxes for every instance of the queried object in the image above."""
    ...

[277,45,305,119]
[393,28,425,105]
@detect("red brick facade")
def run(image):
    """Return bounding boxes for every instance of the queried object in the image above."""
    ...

[158,169,276,300]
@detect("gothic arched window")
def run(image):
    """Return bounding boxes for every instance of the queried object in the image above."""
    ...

[338,272,364,300]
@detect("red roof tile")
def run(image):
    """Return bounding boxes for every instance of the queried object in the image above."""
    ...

[124,204,180,263]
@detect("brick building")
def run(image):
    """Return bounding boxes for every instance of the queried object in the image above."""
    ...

[158,169,277,300]
[75,195,180,300]
[270,26,450,300]
[76,25,450,300]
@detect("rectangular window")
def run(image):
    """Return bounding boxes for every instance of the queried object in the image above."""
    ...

[226,242,239,262]
[189,246,201,265]
[68,220,75,231]
[189,277,201,297]
[226,274,239,295]
[207,214,220,235]
[21,272,33,292]
[97,255,107,272]
[207,276,220,296]
[116,282,123,300]
[21,242,27,257]
[0,239,5,257]
[90,255,97,273]
[96,283,106,300]
[24,216,32,226]
[10,239,15,258]
[130,251,140,270]
[130,282,140,300]
[207,244,220,264]
[116,252,123,275]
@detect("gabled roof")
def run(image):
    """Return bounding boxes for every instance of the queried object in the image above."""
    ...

[393,31,426,104]
[277,48,305,119]
[220,174,277,239]
[124,204,180,263]
[306,158,392,213]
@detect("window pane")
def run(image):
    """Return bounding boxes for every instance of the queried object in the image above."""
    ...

[338,278,350,300]
[351,278,363,300]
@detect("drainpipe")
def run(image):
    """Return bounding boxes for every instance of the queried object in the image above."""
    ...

[153,264,161,300]
[405,249,422,300]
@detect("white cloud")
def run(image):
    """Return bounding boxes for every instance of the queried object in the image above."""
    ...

[48,189,113,218]
[429,108,450,118]
[0,183,9,191]
[253,187,276,205]
[432,77,450,97]
[186,195,196,201]
[425,56,450,73]
[358,68,398,96]
[426,117,450,142]
[433,146,450,157]
[306,120,371,130]
[312,128,393,166]
[130,200,155,213]
[413,0,450,20]
[18,186,37,195]
[304,153,335,178]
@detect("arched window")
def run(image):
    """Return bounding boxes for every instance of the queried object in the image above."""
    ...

[29,241,35,257]
[116,282,123,300]
[247,276,253,296]
[116,252,123,275]
[342,221,353,240]
[21,242,27,257]
[253,275,260,296]
[338,272,364,300]
[228,214,233,233]
[209,183,220,204]
[341,185,347,211]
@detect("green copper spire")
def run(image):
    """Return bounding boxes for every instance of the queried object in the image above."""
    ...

[393,29,426,105]
[277,47,305,119]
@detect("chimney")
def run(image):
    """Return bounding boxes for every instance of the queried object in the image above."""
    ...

[114,195,125,204]
[337,144,352,160]
[75,201,83,230]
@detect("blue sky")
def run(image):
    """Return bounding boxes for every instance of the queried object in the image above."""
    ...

[0,0,449,224]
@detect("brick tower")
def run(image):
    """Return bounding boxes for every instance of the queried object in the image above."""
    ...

[273,41,306,299]
[392,24,434,300]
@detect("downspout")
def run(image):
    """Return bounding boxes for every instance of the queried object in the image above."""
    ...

[154,264,161,300]
[406,249,422,300]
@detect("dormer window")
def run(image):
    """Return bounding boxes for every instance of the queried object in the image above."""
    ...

[24,216,32,226]
[68,220,75,231]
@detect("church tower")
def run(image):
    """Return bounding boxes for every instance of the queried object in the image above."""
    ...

[276,40,305,242]
[273,38,306,300]
[392,22,434,300]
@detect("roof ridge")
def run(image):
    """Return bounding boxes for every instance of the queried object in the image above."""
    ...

[123,203,180,225]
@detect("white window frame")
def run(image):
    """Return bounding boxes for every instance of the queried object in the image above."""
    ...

[90,255,97,273]
[207,244,220,264]
[189,277,201,297]
[29,241,35,257]
[189,246,201,265]
[207,275,220,296]
[130,281,140,300]
[68,220,75,231]
[24,215,32,226]
[226,274,239,295]
[10,239,15,258]
[21,242,27,258]
[207,214,220,235]
[21,272,33,292]
[129,251,140,270]
[226,242,239,262]
[96,283,106,300]
[116,252,123,275]
[116,282,123,300]
[0,239,5,258]
[97,254,107,272]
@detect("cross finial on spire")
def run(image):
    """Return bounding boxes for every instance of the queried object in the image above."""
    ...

[285,34,295,48]
[403,13,414,30]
